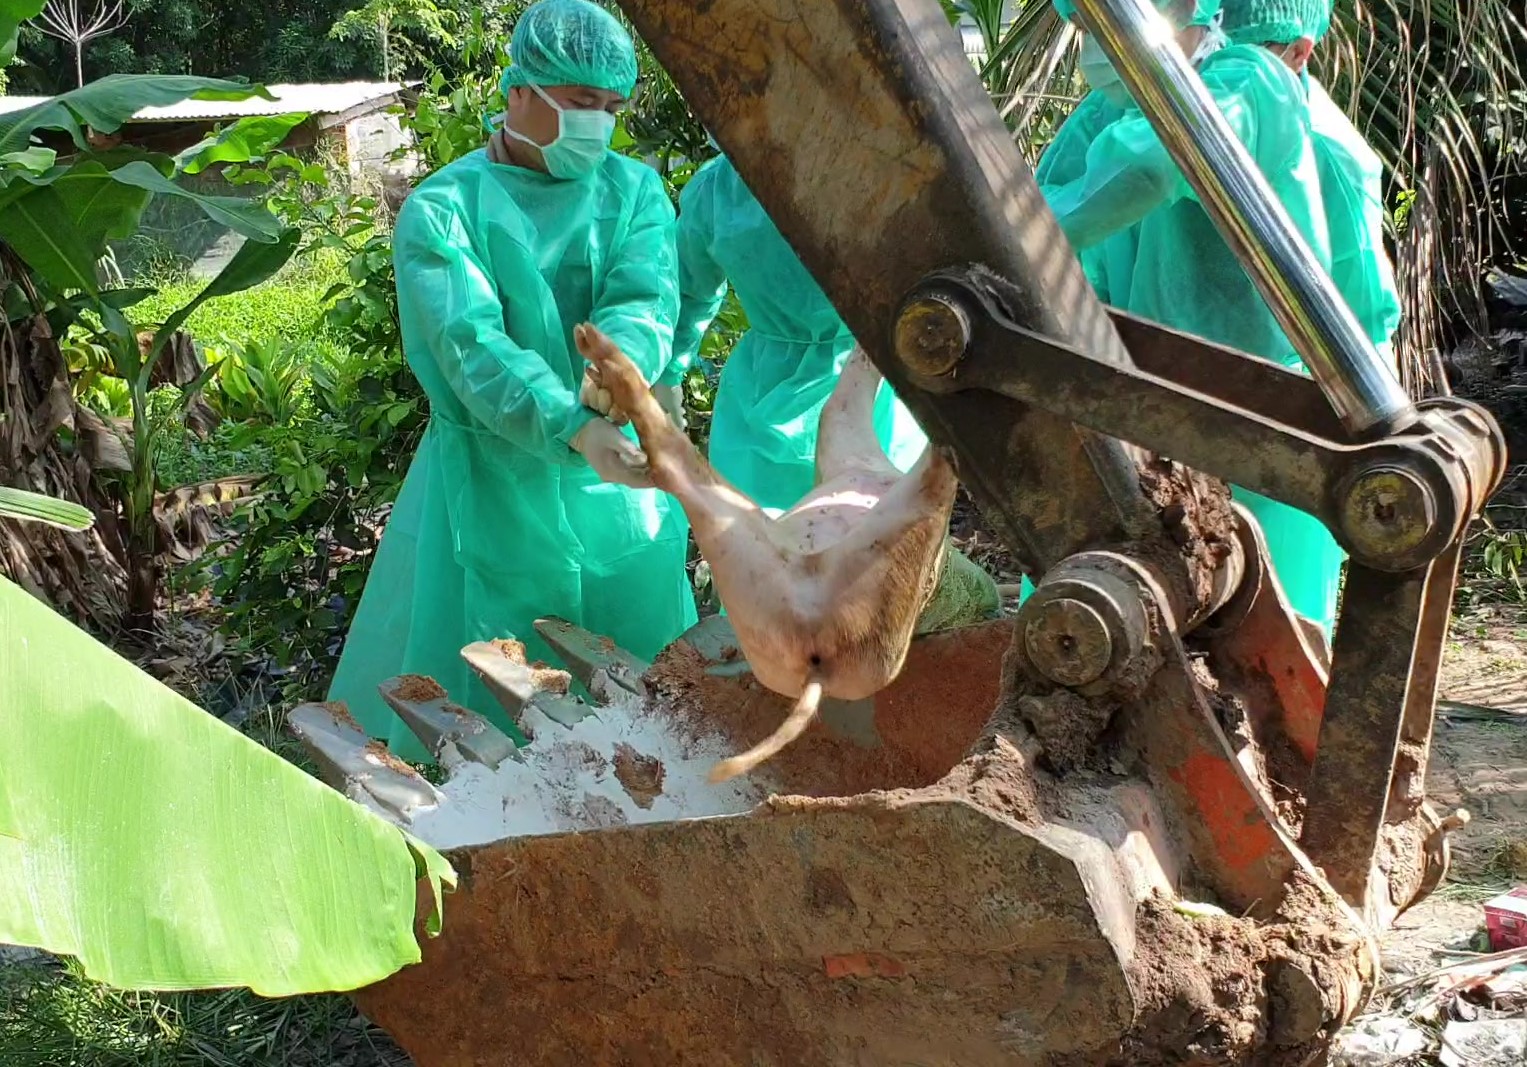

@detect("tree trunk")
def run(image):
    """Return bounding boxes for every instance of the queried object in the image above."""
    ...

[124,549,157,636]
[0,280,127,631]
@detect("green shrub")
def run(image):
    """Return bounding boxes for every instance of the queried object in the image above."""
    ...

[132,254,348,353]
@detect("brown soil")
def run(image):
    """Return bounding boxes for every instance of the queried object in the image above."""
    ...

[490,639,528,663]
[365,739,422,778]
[1135,454,1239,620]
[488,639,572,694]
[1116,873,1368,1067]
[531,665,572,694]
[321,700,363,733]
[1016,689,1115,773]
[393,674,446,702]
[643,620,1012,798]
[611,743,665,809]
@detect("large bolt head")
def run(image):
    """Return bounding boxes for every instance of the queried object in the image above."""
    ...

[895,292,971,376]
[1337,464,1437,568]
[1023,597,1113,687]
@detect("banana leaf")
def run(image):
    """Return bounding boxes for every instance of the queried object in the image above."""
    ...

[177,113,312,176]
[0,75,274,156]
[0,576,455,995]
[0,1,44,66]
[0,487,94,531]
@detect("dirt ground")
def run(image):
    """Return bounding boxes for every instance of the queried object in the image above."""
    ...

[1383,611,1527,973]
[1330,609,1527,1066]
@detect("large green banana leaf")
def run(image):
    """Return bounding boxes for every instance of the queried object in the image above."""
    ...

[0,577,455,995]
[0,487,94,530]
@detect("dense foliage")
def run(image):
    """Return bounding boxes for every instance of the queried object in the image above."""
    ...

[13,1,374,91]
[147,5,738,702]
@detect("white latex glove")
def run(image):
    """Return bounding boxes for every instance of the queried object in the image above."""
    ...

[579,366,629,426]
[571,417,652,489]
[652,382,686,431]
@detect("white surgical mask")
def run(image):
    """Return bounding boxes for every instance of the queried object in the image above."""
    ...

[504,81,615,181]
[1188,11,1229,66]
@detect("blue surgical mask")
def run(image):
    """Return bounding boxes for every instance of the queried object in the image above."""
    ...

[505,81,616,181]
[1078,37,1132,107]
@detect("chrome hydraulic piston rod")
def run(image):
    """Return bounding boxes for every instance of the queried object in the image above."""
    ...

[1069,0,1415,437]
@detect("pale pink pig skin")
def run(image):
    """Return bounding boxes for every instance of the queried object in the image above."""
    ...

[574,324,957,707]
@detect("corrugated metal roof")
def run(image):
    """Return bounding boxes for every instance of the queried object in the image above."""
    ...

[0,81,408,122]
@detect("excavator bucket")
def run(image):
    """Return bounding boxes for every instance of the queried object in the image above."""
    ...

[293,613,1374,1065]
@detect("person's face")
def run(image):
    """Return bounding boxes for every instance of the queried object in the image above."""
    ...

[1072,10,1203,67]
[506,83,627,147]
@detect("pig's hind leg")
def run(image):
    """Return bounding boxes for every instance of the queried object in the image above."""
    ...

[815,348,901,483]
[820,448,961,671]
[573,323,776,555]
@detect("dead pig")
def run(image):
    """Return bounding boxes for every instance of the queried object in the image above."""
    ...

[572,322,958,782]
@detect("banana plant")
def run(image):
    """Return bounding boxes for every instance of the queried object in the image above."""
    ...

[0,462,456,999]
[0,569,455,996]
[0,69,306,631]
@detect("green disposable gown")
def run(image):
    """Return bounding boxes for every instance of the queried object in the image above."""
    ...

[327,148,697,761]
[1040,44,1345,639]
[1305,74,1402,368]
[668,155,928,513]
[1035,90,1140,309]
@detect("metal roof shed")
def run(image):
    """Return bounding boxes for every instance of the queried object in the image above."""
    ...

[0,81,416,172]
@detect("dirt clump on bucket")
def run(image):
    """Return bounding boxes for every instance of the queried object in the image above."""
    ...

[612,743,665,809]
[364,740,421,778]
[394,674,447,702]
[1136,455,1238,618]
[490,638,573,694]
[1117,873,1367,1066]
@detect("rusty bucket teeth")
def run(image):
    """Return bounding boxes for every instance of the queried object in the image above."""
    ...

[534,617,650,698]
[528,692,595,728]
[378,676,518,770]
[460,641,547,719]
[460,640,594,729]
[288,702,439,823]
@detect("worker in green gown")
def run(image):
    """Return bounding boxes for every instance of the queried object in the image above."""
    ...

[327,0,696,761]
[1222,0,1402,368]
[1041,0,1356,643]
[666,149,928,512]
[668,149,1031,608]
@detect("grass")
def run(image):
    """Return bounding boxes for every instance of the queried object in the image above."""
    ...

[133,250,358,489]
[133,251,350,351]
[0,959,410,1067]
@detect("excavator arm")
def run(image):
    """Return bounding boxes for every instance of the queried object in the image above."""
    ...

[289,1,1506,1062]
[612,0,1504,916]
